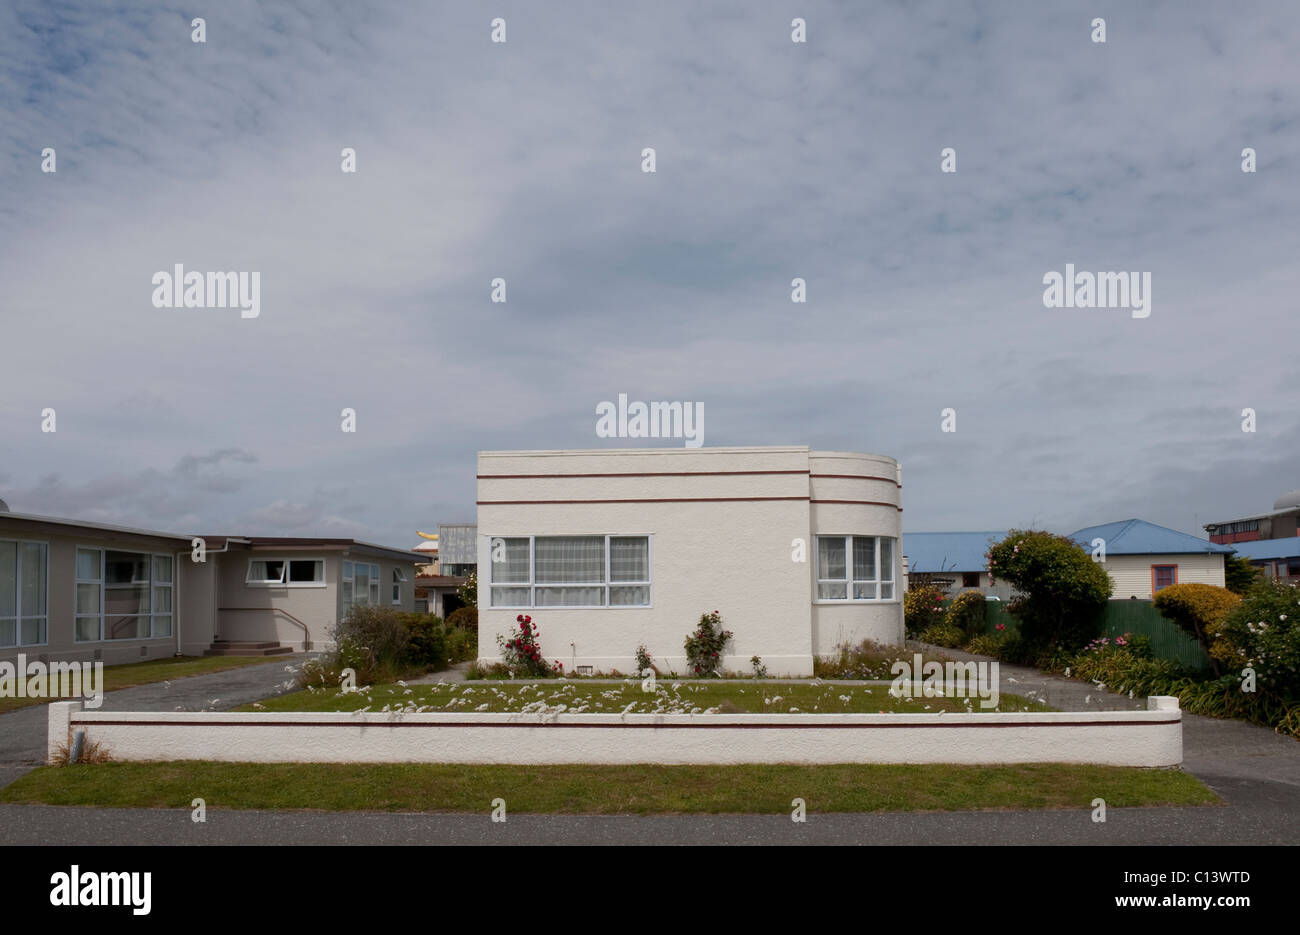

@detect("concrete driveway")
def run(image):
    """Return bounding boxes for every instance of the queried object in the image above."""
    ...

[0,655,309,778]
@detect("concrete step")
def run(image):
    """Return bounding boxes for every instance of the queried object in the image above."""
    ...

[204,642,293,656]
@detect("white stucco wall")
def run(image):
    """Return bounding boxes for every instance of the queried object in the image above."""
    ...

[477,447,903,676]
[1102,553,1227,599]
[48,697,1183,767]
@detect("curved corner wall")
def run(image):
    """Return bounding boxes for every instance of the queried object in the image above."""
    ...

[808,451,904,657]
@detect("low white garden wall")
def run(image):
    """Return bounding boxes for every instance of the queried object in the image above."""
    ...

[48,697,1182,767]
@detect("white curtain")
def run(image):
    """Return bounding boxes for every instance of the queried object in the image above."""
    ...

[535,536,604,583]
[610,537,648,581]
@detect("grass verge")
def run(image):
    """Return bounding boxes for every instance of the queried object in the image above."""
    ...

[0,761,1218,813]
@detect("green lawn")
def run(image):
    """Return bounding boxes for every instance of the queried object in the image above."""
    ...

[0,761,1219,813]
[238,678,1051,715]
[0,654,293,714]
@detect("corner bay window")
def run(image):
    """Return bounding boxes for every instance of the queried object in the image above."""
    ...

[489,536,650,608]
[815,536,896,601]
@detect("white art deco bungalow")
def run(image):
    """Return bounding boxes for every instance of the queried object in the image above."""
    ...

[477,446,904,676]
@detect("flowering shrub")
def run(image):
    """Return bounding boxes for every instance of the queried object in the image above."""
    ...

[634,643,654,675]
[1213,579,1300,697]
[751,655,767,679]
[684,610,733,677]
[497,614,562,677]
[947,590,987,640]
[903,585,946,638]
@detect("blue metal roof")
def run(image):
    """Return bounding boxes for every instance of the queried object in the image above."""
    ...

[902,532,1005,573]
[1068,519,1232,555]
[1228,537,1300,561]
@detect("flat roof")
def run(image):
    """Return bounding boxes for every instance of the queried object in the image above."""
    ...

[0,511,418,562]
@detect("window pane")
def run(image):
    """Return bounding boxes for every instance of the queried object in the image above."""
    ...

[75,617,100,641]
[490,586,531,606]
[106,551,149,584]
[610,585,650,606]
[22,543,46,615]
[105,583,148,623]
[20,618,46,645]
[370,581,380,603]
[107,616,149,640]
[610,537,649,582]
[880,538,895,581]
[535,537,604,583]
[852,537,876,582]
[154,555,173,583]
[491,538,531,583]
[535,586,604,606]
[343,561,353,580]
[818,537,846,580]
[288,560,322,583]
[0,542,15,616]
[154,615,173,637]
[342,581,353,605]
[77,548,100,580]
[0,619,14,647]
[817,581,848,600]
[248,560,285,583]
[153,587,172,613]
[853,581,877,600]
[881,582,895,600]
[77,583,100,614]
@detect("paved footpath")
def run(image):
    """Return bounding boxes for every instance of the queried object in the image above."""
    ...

[1,647,1296,844]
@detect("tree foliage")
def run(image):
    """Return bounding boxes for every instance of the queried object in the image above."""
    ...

[1152,582,1239,675]
[986,530,1112,650]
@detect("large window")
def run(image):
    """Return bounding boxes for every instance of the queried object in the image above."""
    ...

[489,536,651,608]
[75,548,172,641]
[1152,564,1178,592]
[0,540,48,647]
[815,536,896,601]
[343,560,381,611]
[246,559,325,587]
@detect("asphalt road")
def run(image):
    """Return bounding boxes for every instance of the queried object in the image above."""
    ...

[1,647,1296,845]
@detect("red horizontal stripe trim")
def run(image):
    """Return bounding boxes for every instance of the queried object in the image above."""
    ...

[811,499,903,511]
[478,497,810,505]
[811,474,902,487]
[73,718,1180,729]
[479,470,809,479]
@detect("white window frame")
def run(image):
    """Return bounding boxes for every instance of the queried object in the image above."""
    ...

[814,535,898,603]
[74,546,174,642]
[342,560,382,612]
[245,558,326,588]
[487,535,653,609]
[0,538,49,648]
[392,568,407,605]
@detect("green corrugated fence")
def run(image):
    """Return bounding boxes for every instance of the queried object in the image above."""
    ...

[973,599,1212,670]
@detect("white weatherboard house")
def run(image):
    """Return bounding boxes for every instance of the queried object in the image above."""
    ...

[1070,519,1232,599]
[476,446,904,676]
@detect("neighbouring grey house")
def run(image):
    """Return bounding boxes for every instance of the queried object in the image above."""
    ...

[0,508,420,667]
[902,532,1016,600]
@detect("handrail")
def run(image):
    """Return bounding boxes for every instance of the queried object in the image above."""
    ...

[217,607,313,651]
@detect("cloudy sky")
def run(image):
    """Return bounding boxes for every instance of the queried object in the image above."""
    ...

[2,1,1297,548]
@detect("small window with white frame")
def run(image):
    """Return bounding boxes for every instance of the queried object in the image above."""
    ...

[342,560,382,611]
[246,559,324,587]
[392,567,407,604]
